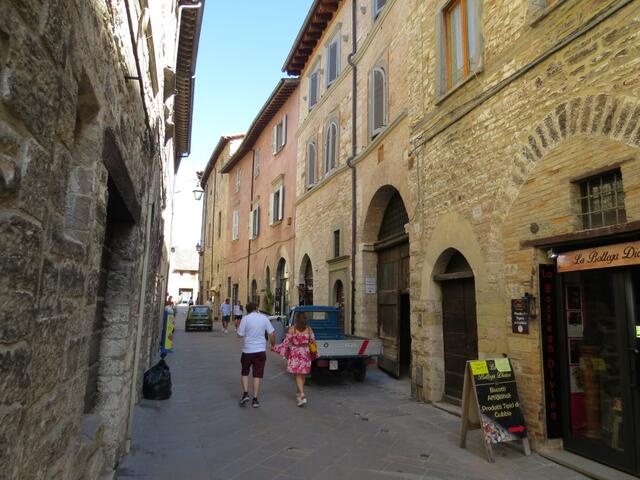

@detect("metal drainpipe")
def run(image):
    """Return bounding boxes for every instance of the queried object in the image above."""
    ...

[126,176,156,452]
[346,0,358,336]
[246,149,256,304]
[209,166,217,306]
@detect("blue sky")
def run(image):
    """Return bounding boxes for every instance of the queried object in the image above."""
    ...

[180,0,312,176]
[172,0,312,248]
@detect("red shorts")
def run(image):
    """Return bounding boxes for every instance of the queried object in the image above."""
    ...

[241,352,266,378]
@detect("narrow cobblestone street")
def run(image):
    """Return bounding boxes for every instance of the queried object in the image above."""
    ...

[117,308,587,480]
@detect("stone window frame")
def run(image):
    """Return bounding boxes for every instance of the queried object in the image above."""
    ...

[435,0,484,100]
[373,0,387,19]
[369,59,388,139]
[324,116,339,175]
[306,139,318,190]
[528,0,568,26]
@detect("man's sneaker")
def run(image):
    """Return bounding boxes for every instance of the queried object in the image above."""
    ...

[239,393,250,407]
[251,398,260,408]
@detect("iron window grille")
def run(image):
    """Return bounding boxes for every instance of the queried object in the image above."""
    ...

[578,170,626,229]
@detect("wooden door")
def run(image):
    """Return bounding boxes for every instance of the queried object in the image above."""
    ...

[442,277,477,401]
[377,243,409,378]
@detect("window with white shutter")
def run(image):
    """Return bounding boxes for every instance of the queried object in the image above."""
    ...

[254,149,260,177]
[232,209,239,240]
[277,185,284,222]
[234,169,241,192]
[269,192,275,225]
[273,116,287,153]
[250,205,260,238]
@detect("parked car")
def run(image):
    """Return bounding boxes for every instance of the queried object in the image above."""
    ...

[185,305,212,331]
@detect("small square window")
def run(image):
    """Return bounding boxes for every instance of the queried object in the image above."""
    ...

[578,170,626,230]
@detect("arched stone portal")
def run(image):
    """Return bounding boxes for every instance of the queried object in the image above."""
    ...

[333,279,345,330]
[434,249,477,403]
[362,186,411,378]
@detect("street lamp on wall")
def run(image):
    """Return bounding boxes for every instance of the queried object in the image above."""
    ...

[192,187,204,201]
[195,242,203,255]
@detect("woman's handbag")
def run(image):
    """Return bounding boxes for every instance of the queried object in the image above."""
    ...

[309,340,318,355]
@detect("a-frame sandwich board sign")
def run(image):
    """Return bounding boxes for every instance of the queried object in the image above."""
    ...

[459,358,531,462]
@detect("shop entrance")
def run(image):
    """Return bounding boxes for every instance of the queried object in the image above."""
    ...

[559,266,640,475]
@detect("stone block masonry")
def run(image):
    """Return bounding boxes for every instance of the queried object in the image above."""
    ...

[0,0,185,478]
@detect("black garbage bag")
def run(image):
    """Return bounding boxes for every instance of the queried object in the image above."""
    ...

[143,358,172,400]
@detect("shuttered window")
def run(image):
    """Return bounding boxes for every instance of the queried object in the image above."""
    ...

[232,209,239,240]
[326,33,340,86]
[306,141,317,189]
[371,67,387,136]
[374,0,387,18]
[324,120,338,174]
[309,69,320,109]
[442,0,481,91]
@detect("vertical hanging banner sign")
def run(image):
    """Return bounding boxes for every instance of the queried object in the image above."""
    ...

[539,264,562,438]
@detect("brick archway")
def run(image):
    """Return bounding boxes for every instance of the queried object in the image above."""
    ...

[501,94,640,218]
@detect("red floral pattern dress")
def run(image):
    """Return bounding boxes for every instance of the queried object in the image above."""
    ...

[273,329,316,374]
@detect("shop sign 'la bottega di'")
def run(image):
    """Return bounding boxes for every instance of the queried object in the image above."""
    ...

[557,241,640,272]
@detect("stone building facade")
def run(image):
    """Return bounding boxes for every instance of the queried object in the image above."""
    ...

[0,0,202,478]
[284,0,416,377]
[200,134,243,317]
[404,0,640,475]
[220,79,299,315]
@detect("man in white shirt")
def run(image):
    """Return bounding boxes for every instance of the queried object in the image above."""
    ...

[220,298,232,333]
[236,302,275,408]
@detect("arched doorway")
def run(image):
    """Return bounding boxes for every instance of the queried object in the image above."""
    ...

[275,258,288,315]
[299,255,313,305]
[374,189,411,378]
[333,279,345,330]
[434,249,477,403]
[251,279,259,305]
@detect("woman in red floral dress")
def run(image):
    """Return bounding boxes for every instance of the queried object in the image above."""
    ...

[273,312,317,406]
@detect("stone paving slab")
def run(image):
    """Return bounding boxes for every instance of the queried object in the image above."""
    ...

[116,308,588,480]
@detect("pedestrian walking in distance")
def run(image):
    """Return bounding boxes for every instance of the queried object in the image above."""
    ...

[237,302,275,408]
[233,300,244,331]
[273,311,317,407]
[220,298,232,333]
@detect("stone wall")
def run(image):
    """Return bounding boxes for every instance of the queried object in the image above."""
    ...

[407,0,640,445]
[0,0,178,477]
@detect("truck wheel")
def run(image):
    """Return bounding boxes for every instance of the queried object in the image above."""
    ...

[353,363,367,382]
